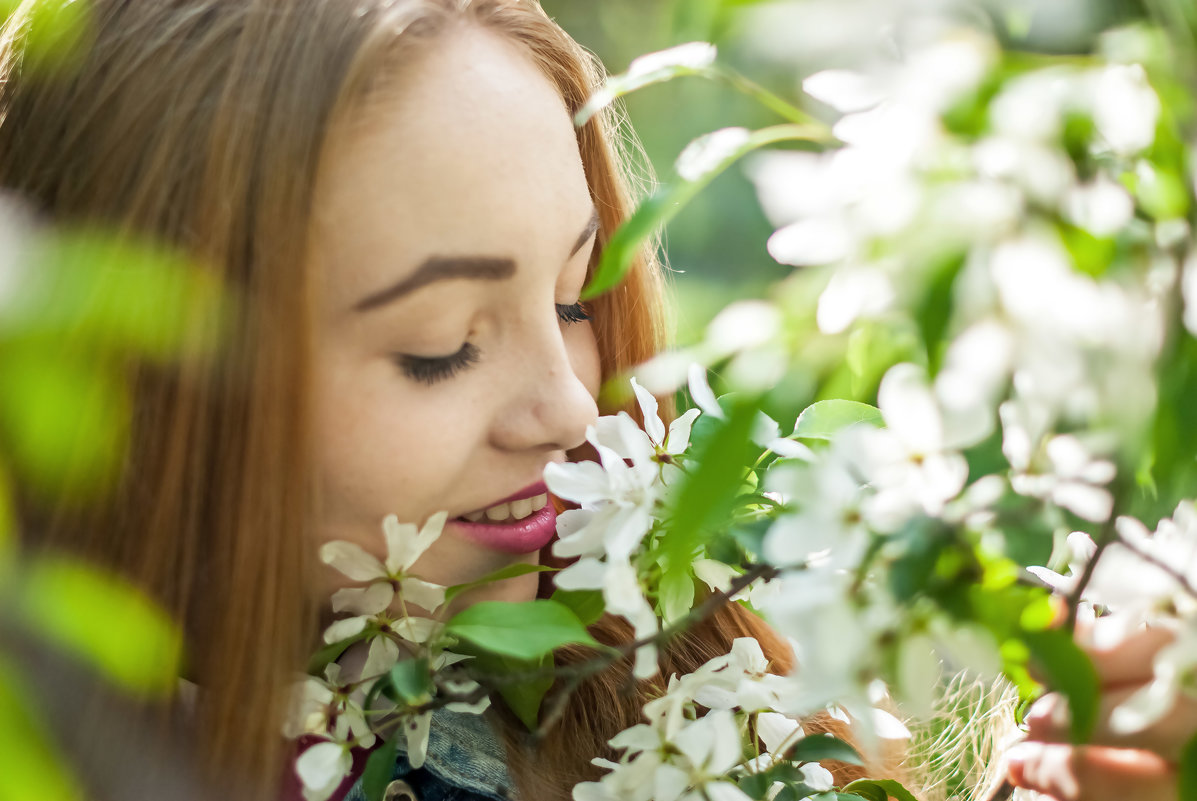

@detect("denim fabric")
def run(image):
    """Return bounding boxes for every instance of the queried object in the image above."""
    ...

[344,709,516,801]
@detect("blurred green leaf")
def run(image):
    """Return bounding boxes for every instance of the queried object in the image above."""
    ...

[913,252,966,375]
[788,733,864,766]
[11,0,92,78]
[306,634,366,677]
[1024,629,1100,743]
[445,600,598,660]
[838,784,886,801]
[792,400,882,440]
[584,124,830,300]
[550,588,605,626]
[659,398,759,591]
[0,465,13,569]
[1179,730,1197,801]
[17,556,181,696]
[361,735,399,801]
[0,655,83,801]
[9,228,225,361]
[845,319,922,399]
[0,346,128,500]
[1137,165,1190,220]
[444,564,554,605]
[843,779,919,801]
[657,565,695,624]
[389,658,432,706]
[1060,223,1116,278]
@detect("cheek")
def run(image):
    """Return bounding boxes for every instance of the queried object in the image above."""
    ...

[565,321,601,400]
[311,356,459,525]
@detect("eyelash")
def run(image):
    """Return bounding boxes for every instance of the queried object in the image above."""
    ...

[396,343,481,386]
[395,302,592,385]
[556,302,592,324]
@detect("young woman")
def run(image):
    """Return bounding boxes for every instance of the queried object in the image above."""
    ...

[0,2,835,799]
[0,2,1188,800]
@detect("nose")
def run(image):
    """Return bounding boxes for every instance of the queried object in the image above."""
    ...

[489,324,600,454]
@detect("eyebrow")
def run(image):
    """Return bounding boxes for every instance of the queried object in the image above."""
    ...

[352,206,601,313]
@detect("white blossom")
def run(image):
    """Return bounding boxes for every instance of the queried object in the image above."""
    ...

[321,511,449,617]
[295,741,352,801]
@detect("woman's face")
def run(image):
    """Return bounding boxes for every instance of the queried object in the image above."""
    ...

[309,24,601,607]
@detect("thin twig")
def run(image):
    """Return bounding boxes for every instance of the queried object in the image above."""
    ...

[1063,513,1118,631]
[1113,535,1197,600]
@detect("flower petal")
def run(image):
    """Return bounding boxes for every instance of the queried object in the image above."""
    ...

[295,741,351,801]
[688,363,725,420]
[756,711,803,754]
[381,515,417,574]
[664,408,701,455]
[330,583,394,615]
[361,635,401,680]
[403,712,432,768]
[544,460,610,505]
[409,511,448,569]
[630,377,666,445]
[554,557,608,590]
[399,577,447,613]
[319,541,386,582]
[322,615,369,644]
[391,617,442,644]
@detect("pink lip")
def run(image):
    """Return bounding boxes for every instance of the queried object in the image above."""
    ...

[448,481,556,554]
[448,500,557,554]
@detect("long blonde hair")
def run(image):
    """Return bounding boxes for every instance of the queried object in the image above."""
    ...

[0,1,873,798]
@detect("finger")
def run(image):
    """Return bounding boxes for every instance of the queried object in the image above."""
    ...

[1025,686,1197,761]
[1087,626,1176,688]
[1007,742,1176,801]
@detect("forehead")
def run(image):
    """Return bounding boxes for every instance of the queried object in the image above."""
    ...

[310,24,591,304]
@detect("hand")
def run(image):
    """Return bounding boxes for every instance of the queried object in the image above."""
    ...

[1005,626,1192,801]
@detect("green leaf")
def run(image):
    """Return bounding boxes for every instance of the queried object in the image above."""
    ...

[11,0,92,78]
[1178,731,1197,801]
[444,563,554,605]
[551,588,605,626]
[501,653,553,732]
[737,771,773,799]
[1024,629,1100,743]
[0,347,129,500]
[843,779,920,801]
[788,733,864,766]
[838,784,886,801]
[0,656,83,801]
[307,637,361,676]
[459,649,552,732]
[11,229,226,360]
[792,400,883,440]
[657,567,696,624]
[1138,166,1190,220]
[17,556,181,695]
[659,399,759,594]
[1060,223,1116,278]
[0,465,14,570]
[445,599,598,660]
[389,658,432,706]
[583,124,831,300]
[361,735,399,801]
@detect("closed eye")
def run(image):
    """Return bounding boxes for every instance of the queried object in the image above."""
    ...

[556,302,591,324]
[394,343,480,385]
